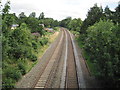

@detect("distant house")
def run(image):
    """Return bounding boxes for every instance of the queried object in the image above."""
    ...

[44,28,54,32]
[39,24,45,28]
[11,24,19,30]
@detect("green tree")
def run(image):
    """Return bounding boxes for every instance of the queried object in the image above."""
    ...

[43,18,54,28]
[39,12,44,20]
[18,12,27,25]
[114,3,120,24]
[68,18,82,31]
[26,17,43,35]
[80,4,103,34]
[2,1,10,18]
[9,23,33,59]
[59,17,72,28]
[29,12,36,18]
[19,12,26,19]
[104,6,112,19]
[84,20,120,87]
[53,20,59,27]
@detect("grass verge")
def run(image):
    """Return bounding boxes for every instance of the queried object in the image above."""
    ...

[75,35,98,76]
[25,30,60,74]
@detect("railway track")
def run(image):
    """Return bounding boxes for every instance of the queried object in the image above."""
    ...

[34,29,64,88]
[65,30,78,88]
[16,28,86,88]
[33,28,86,88]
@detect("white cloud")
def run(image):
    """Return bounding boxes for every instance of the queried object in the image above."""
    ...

[2,0,119,20]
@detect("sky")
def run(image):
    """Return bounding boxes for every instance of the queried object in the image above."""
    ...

[1,0,120,21]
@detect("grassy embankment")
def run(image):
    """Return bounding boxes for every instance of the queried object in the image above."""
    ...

[24,27,60,73]
[2,27,60,89]
[28,28,60,71]
[70,31,98,76]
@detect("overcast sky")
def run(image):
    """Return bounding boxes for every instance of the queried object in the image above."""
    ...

[2,0,119,21]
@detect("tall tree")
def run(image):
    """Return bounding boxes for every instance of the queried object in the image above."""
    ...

[80,4,103,34]
[18,12,27,25]
[39,12,44,20]
[115,3,120,24]
[29,12,36,18]
[18,12,26,19]
[2,1,10,18]
[2,1,10,14]
[104,5,116,22]
[26,17,43,35]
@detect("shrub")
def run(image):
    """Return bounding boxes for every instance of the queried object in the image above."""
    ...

[4,67,22,81]
[39,37,48,46]
[32,41,38,50]
[18,62,26,75]
[2,78,15,89]
[29,54,37,61]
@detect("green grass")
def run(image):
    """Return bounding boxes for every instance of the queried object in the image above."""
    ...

[75,36,84,48]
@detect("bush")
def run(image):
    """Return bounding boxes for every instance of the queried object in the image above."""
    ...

[39,37,48,46]
[32,41,38,50]
[18,62,26,75]
[29,54,37,61]
[2,78,15,89]
[4,67,22,81]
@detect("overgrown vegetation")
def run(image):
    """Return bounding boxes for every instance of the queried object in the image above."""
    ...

[2,1,59,89]
[84,20,120,87]
[78,4,120,88]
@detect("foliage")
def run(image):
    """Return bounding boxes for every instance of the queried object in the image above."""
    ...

[59,17,72,28]
[7,23,33,59]
[2,78,15,89]
[2,2,50,89]
[17,59,28,75]
[39,37,48,46]
[18,12,26,19]
[39,12,44,20]
[80,4,103,34]
[29,54,37,61]
[26,17,44,35]
[84,20,120,87]
[18,62,26,75]
[2,1,10,17]
[29,12,36,18]
[3,66,22,81]
[114,4,120,24]
[59,17,82,33]
[68,18,82,31]
[41,18,59,28]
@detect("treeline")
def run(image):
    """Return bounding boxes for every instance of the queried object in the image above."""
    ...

[2,1,59,89]
[59,17,82,32]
